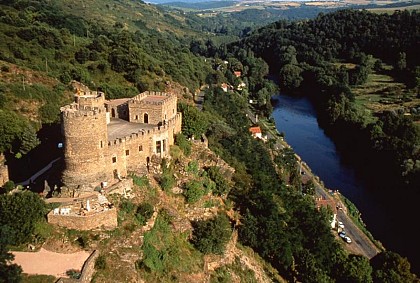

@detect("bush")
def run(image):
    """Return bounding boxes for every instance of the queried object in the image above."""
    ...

[183,180,205,204]
[207,166,230,196]
[95,255,107,270]
[160,172,176,193]
[174,133,191,156]
[135,202,154,226]
[119,200,135,214]
[186,160,199,175]
[191,214,232,255]
[131,174,149,188]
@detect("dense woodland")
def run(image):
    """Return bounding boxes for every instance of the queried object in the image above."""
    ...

[220,9,420,190]
[0,0,419,282]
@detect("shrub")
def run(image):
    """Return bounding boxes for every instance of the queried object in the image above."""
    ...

[95,255,107,270]
[186,160,199,175]
[135,202,154,226]
[131,174,149,188]
[191,214,232,255]
[207,166,230,196]
[160,172,176,193]
[174,133,191,156]
[183,180,205,204]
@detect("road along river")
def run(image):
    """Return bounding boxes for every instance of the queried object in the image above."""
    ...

[271,93,420,275]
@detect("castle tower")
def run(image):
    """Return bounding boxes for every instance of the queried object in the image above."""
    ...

[128,91,178,125]
[61,91,112,189]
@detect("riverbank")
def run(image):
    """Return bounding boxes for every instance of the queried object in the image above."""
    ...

[250,109,383,257]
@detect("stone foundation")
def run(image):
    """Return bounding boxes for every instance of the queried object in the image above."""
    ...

[47,208,117,231]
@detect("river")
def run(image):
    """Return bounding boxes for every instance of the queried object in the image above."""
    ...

[271,93,419,275]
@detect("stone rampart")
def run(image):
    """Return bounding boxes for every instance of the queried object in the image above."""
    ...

[47,207,117,231]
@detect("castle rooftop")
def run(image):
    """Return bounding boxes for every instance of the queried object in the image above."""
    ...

[106,98,131,106]
[142,95,167,103]
[107,118,155,141]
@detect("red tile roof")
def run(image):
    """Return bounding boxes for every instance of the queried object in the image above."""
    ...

[249,126,262,134]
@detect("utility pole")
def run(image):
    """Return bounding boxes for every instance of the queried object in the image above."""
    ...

[22,76,25,91]
[45,57,48,73]
[73,34,76,47]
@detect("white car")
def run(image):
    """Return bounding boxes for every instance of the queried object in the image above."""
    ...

[344,236,352,244]
[338,221,344,229]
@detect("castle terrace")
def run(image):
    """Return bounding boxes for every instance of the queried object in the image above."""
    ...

[106,98,131,107]
[142,95,168,103]
[107,118,156,141]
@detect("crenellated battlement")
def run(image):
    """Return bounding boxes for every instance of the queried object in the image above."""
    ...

[130,91,176,106]
[61,104,106,119]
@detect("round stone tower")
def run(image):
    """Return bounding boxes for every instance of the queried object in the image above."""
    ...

[61,91,112,189]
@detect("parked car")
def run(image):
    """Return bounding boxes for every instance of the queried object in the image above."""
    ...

[338,231,346,238]
[344,236,352,244]
[338,221,344,229]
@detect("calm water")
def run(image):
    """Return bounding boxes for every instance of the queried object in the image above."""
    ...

[272,93,419,274]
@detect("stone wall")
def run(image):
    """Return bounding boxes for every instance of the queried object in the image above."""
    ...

[47,208,117,231]
[0,153,8,187]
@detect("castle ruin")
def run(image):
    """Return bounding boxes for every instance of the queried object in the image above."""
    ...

[60,87,182,190]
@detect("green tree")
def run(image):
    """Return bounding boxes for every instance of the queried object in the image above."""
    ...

[191,214,232,255]
[178,102,209,139]
[0,227,22,283]
[279,64,303,90]
[0,191,47,245]
[335,254,373,283]
[371,251,418,283]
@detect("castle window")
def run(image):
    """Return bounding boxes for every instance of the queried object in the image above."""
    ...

[139,145,143,152]
[162,140,166,152]
[125,150,130,156]
[112,156,117,163]
[100,141,103,148]
[135,115,139,120]
[144,113,149,123]
[156,141,161,154]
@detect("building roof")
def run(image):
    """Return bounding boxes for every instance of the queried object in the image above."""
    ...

[142,95,167,103]
[315,198,337,214]
[249,126,262,135]
[234,71,241,77]
[106,98,131,107]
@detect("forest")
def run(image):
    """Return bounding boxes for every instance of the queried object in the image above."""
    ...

[218,9,420,190]
[0,0,419,282]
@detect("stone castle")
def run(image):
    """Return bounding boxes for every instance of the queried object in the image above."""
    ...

[60,87,182,190]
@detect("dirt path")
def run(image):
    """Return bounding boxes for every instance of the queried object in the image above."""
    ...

[12,248,91,278]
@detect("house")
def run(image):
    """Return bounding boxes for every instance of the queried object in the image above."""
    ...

[234,71,242,77]
[221,83,229,92]
[237,82,246,91]
[249,126,262,139]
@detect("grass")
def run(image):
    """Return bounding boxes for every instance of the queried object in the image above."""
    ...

[352,66,418,115]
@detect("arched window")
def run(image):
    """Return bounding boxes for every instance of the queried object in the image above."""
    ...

[144,113,149,123]
[111,108,116,118]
